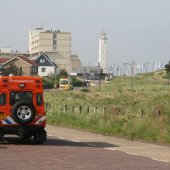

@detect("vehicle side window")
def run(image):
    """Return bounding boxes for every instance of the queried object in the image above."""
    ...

[0,93,6,105]
[36,93,43,106]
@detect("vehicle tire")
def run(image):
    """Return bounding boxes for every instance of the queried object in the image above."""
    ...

[12,100,36,125]
[23,132,33,139]
[34,128,46,144]
[0,129,5,140]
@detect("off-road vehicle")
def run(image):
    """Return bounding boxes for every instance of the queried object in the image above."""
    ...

[0,75,46,144]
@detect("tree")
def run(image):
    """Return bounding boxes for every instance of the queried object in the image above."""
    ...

[0,64,5,75]
[165,61,170,72]
[59,69,68,77]
[2,64,21,76]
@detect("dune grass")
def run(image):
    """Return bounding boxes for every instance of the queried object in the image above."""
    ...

[44,71,170,144]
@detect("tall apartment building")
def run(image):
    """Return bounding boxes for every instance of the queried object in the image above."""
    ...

[29,28,71,72]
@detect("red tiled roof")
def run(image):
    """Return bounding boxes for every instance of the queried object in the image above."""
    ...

[0,58,11,63]
[17,56,38,66]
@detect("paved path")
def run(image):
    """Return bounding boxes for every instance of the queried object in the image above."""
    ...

[0,125,170,170]
[46,125,170,163]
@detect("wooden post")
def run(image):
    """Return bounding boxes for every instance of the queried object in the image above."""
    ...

[140,109,144,118]
[79,106,82,114]
[158,110,161,117]
[72,106,75,113]
[46,103,49,109]
[103,106,107,121]
[64,105,67,113]
[87,106,90,113]
[103,106,107,114]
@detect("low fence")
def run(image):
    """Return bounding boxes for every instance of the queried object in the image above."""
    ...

[45,103,166,119]
[45,103,106,114]
[156,78,170,85]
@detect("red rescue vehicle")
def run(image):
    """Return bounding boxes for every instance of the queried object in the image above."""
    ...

[0,74,46,144]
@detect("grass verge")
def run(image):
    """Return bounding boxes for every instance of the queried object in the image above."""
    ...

[45,71,170,144]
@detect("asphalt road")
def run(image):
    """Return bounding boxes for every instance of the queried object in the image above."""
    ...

[0,125,170,170]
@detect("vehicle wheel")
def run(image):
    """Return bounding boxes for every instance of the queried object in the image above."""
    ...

[0,129,5,140]
[34,128,47,144]
[12,100,36,125]
[23,132,33,139]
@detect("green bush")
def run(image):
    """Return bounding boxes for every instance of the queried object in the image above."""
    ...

[42,78,53,89]
[71,76,83,87]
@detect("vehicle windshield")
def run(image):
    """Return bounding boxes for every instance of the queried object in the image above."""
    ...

[60,80,68,85]
[10,91,33,105]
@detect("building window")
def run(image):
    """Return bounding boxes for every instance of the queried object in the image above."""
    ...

[53,33,57,39]
[40,59,45,63]
[53,46,57,51]
[53,40,57,45]
[42,68,46,72]
[31,66,37,73]
[20,67,23,72]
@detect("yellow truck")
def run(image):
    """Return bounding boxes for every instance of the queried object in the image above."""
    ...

[59,78,73,90]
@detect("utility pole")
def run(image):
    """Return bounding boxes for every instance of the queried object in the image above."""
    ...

[97,64,101,92]
[123,62,133,89]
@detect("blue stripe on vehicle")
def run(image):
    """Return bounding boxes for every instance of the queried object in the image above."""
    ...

[5,119,12,124]
[7,116,17,124]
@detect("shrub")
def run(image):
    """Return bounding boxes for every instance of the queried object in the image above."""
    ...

[42,78,53,89]
[71,76,83,87]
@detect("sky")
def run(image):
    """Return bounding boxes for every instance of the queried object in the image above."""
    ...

[0,0,170,69]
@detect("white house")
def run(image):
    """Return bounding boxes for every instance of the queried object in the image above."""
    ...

[34,52,58,77]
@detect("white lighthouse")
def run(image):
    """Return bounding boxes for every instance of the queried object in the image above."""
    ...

[98,31,108,74]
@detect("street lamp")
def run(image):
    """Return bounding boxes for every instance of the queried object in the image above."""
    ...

[54,67,57,88]
[97,65,102,92]
[145,61,149,73]
[123,62,133,89]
